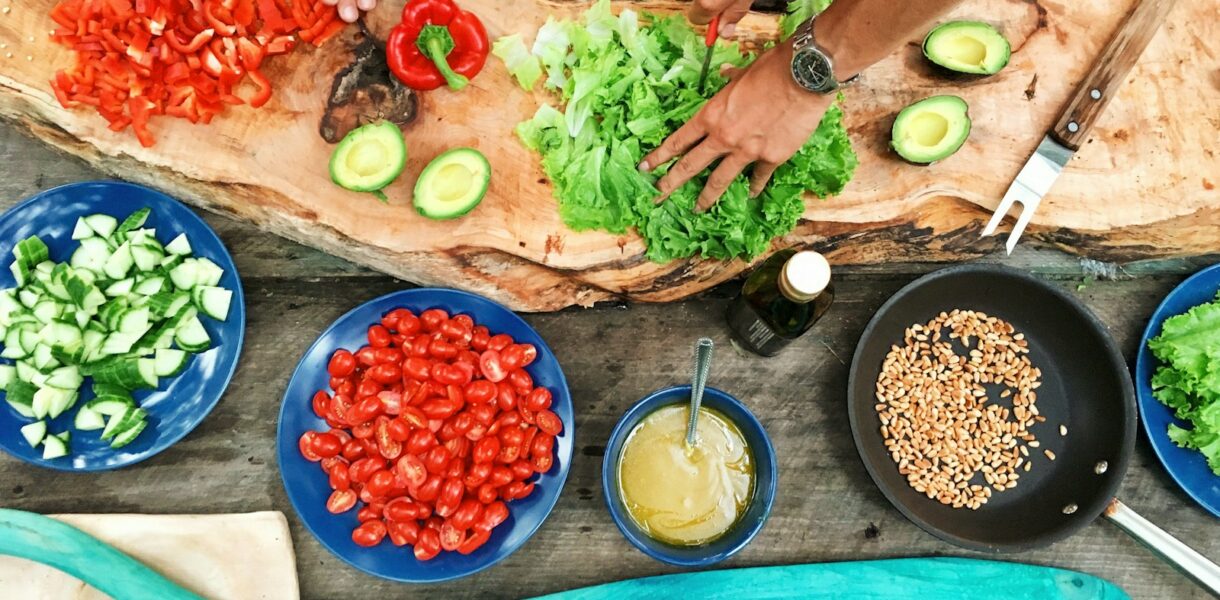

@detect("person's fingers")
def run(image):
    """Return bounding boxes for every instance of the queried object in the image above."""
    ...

[356,0,376,10]
[687,0,722,25]
[640,117,706,173]
[719,1,751,37]
[655,141,724,203]
[749,161,780,197]
[321,0,338,5]
[337,0,360,22]
[696,154,751,212]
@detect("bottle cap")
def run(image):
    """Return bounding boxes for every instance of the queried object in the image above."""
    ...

[779,251,831,302]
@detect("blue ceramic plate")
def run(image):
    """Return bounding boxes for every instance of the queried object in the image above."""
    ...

[0,181,245,471]
[1135,263,1220,518]
[277,289,574,583]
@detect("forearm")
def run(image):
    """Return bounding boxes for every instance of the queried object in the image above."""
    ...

[813,0,964,77]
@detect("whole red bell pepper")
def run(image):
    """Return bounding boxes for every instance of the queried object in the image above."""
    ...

[386,0,489,91]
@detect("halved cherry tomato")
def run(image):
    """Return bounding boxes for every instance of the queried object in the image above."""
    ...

[464,461,492,487]
[439,520,465,551]
[415,528,441,561]
[375,417,403,459]
[420,309,448,332]
[482,501,509,528]
[501,345,526,371]
[329,464,351,490]
[523,387,552,412]
[388,519,420,546]
[327,489,357,513]
[537,410,563,436]
[458,527,491,555]
[312,391,331,419]
[487,334,513,352]
[310,432,342,458]
[479,350,507,382]
[366,470,396,498]
[352,519,387,547]
[507,369,533,391]
[299,432,322,462]
[477,483,498,504]
[395,453,428,488]
[328,349,356,377]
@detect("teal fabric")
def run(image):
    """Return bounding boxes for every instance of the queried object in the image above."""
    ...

[535,557,1129,600]
[0,509,202,600]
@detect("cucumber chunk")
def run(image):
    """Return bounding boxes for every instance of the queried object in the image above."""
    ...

[174,316,211,352]
[103,242,135,280]
[105,278,135,297]
[115,208,151,235]
[71,218,94,240]
[84,214,119,238]
[154,348,189,377]
[74,406,105,431]
[165,233,192,255]
[41,434,68,459]
[195,286,233,321]
[20,420,47,447]
[70,237,111,274]
[109,418,147,449]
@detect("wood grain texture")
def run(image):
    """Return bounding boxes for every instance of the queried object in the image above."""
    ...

[1,129,1218,600]
[1050,0,1180,150]
[0,0,1217,311]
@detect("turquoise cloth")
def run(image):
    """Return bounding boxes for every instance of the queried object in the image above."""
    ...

[536,557,1128,600]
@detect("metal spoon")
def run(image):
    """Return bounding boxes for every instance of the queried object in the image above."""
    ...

[686,338,715,448]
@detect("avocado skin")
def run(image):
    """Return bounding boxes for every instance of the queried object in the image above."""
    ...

[922,21,1011,76]
[329,121,408,193]
[890,95,972,165]
[413,148,492,220]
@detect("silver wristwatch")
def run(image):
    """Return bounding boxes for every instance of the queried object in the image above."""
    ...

[790,18,857,94]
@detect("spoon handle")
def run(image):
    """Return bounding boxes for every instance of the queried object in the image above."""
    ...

[687,338,715,446]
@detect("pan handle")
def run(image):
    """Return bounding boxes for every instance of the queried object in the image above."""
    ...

[1105,499,1220,595]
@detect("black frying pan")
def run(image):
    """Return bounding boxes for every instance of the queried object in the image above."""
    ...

[847,265,1220,592]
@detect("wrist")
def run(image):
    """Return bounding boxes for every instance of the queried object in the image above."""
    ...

[773,42,832,107]
[811,15,867,78]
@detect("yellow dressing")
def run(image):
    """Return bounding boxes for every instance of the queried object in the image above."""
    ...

[617,405,754,546]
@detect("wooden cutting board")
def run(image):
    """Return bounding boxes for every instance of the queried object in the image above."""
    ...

[0,512,299,599]
[0,1,1216,311]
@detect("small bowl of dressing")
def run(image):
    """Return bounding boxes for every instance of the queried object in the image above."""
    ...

[602,385,777,567]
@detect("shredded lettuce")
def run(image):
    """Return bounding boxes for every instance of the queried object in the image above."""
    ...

[780,0,835,38]
[511,0,857,263]
[1148,291,1220,475]
[492,34,543,91]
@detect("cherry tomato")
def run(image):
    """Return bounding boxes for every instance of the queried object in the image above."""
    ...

[507,369,533,390]
[378,390,402,416]
[348,396,384,425]
[537,410,563,436]
[352,519,387,547]
[407,429,439,454]
[355,346,378,367]
[312,391,331,419]
[450,499,483,530]
[299,432,322,462]
[367,324,392,348]
[464,461,492,487]
[369,362,402,385]
[439,520,465,551]
[532,451,554,473]
[415,528,441,561]
[357,505,381,523]
[404,357,431,381]
[410,474,443,503]
[477,483,498,504]
[395,453,428,488]
[356,379,382,400]
[423,446,452,475]
[470,330,490,351]
[523,387,552,412]
[421,398,460,420]
[330,394,354,425]
[470,403,497,425]
[482,501,509,529]
[501,345,525,371]
[479,350,508,382]
[472,436,500,464]
[502,481,527,501]
[451,412,475,435]
[375,417,403,459]
[328,349,357,377]
[366,470,396,498]
[488,466,513,488]
[326,489,357,513]
[518,344,537,367]
[465,423,488,442]
[334,381,356,398]
[429,338,458,360]
[310,432,342,458]
[510,459,534,481]
[341,439,366,461]
[400,406,428,429]
[443,436,469,461]
[531,434,554,459]
[435,477,464,517]
[420,308,448,332]
[465,380,496,404]
[458,527,491,555]
[387,418,412,442]
[518,406,536,426]
[391,309,421,334]
[387,519,419,546]
[495,382,517,412]
[452,314,474,330]
[440,320,467,342]
[373,347,402,364]
[451,362,475,385]
[349,457,383,484]
[384,497,416,522]
[487,334,513,352]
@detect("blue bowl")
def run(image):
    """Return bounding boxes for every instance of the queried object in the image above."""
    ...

[602,385,777,567]
[0,181,245,471]
[277,288,574,583]
[1135,263,1220,518]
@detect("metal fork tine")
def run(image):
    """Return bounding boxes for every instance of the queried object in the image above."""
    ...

[1005,202,1037,255]
[981,195,1016,237]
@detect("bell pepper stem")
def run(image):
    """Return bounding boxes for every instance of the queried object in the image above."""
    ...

[417,25,469,91]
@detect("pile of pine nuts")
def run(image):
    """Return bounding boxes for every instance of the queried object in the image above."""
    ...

[875,309,1046,510]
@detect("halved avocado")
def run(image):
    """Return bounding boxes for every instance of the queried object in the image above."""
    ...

[329,121,407,193]
[891,95,971,164]
[923,21,1010,75]
[413,148,491,220]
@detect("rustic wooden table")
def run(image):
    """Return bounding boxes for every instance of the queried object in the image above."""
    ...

[1,124,1217,599]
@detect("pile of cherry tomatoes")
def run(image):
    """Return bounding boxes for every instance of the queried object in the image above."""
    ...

[298,306,563,561]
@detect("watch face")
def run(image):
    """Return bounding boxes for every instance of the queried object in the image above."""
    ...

[792,49,837,94]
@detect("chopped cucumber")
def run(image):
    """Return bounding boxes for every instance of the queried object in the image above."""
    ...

[131,244,163,272]
[83,214,118,238]
[154,348,188,377]
[103,242,134,280]
[41,434,68,459]
[165,233,191,255]
[101,406,146,441]
[115,208,150,235]
[133,276,164,296]
[194,286,232,321]
[74,406,105,431]
[109,417,147,448]
[46,365,82,390]
[20,420,47,447]
[70,237,111,274]
[0,364,15,390]
[105,278,135,297]
[85,396,134,417]
[169,261,198,290]
[174,316,211,352]
[71,218,94,240]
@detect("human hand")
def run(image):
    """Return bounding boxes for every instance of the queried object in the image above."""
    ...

[639,43,834,212]
[688,0,755,38]
[322,0,377,23]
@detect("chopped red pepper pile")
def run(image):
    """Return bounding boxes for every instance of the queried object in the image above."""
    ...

[48,0,349,147]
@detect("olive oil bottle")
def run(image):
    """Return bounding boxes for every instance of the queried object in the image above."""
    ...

[726,250,834,356]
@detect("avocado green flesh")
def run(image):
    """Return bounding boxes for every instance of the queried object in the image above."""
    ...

[414,148,491,220]
[923,21,1011,75]
[891,95,971,164]
[330,122,407,192]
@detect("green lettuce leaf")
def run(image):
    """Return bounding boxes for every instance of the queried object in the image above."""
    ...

[1149,291,1220,475]
[780,0,835,39]
[509,0,856,263]
[493,34,543,91]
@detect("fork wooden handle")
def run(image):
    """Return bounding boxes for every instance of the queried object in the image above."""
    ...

[1050,0,1178,151]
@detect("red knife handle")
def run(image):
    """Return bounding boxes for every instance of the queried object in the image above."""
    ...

[1049,0,1177,151]
[705,15,721,47]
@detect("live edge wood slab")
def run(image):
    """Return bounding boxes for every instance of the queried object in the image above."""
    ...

[2,127,1219,598]
[0,0,1217,312]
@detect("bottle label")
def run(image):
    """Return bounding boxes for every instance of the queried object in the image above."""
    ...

[726,299,792,357]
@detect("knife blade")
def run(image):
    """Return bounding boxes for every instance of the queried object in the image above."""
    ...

[697,16,721,93]
[981,0,1178,253]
